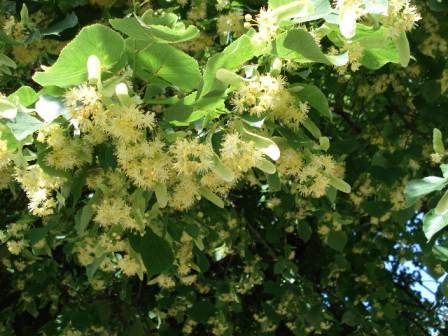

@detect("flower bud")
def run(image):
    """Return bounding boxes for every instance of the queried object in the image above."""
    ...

[115,83,129,97]
[87,55,101,84]
[270,57,283,76]
[115,83,132,105]
[216,69,243,88]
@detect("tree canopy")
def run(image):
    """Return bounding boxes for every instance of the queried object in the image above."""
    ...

[0,0,447,335]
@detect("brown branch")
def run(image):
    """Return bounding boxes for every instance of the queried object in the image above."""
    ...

[246,222,277,260]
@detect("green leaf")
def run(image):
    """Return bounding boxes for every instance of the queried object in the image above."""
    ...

[86,253,106,281]
[137,12,177,28]
[270,0,296,8]
[20,4,29,27]
[129,229,174,278]
[298,221,312,242]
[0,31,19,45]
[0,54,16,69]
[345,25,401,69]
[318,136,330,151]
[200,33,259,99]
[199,187,225,208]
[271,0,315,21]
[395,30,410,67]
[433,244,448,262]
[0,97,17,119]
[255,158,277,174]
[35,96,66,123]
[190,301,214,323]
[38,86,65,97]
[215,69,244,88]
[110,17,151,41]
[131,188,150,214]
[441,164,448,178]
[96,143,117,170]
[326,185,337,205]
[75,204,94,236]
[235,120,280,161]
[283,28,348,66]
[110,16,198,43]
[271,32,309,62]
[436,190,448,215]
[267,172,281,191]
[296,0,332,22]
[154,182,168,208]
[210,154,235,182]
[132,42,201,91]
[329,176,351,193]
[6,112,45,140]
[33,24,125,88]
[433,128,445,154]
[405,176,448,206]
[423,209,448,241]
[0,124,19,151]
[302,118,321,139]
[291,84,331,120]
[8,86,38,107]
[326,230,347,252]
[40,13,78,36]
[362,200,390,217]
[163,92,227,125]
[24,227,48,245]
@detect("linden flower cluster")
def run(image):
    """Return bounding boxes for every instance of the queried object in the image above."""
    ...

[336,0,366,38]
[176,33,213,53]
[75,234,144,277]
[175,232,197,285]
[187,0,207,21]
[116,138,171,190]
[65,84,156,145]
[381,0,421,38]
[75,237,98,266]
[337,0,420,39]
[250,8,278,46]
[219,132,263,179]
[37,124,92,170]
[65,84,103,133]
[232,75,309,129]
[86,169,128,194]
[2,16,26,40]
[11,39,65,66]
[277,150,342,198]
[94,197,140,231]
[171,138,212,175]
[62,80,273,217]
[419,13,447,57]
[216,11,245,37]
[117,254,143,277]
[215,0,230,11]
[345,42,364,72]
[0,139,14,189]
[63,80,270,216]
[15,165,66,216]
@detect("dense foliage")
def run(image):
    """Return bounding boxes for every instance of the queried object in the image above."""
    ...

[0,0,447,335]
